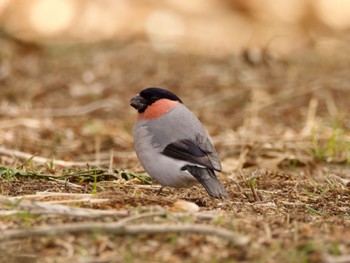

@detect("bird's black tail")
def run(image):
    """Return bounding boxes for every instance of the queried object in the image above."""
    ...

[183,165,227,199]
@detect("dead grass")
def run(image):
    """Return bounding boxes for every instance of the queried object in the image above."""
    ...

[0,36,349,263]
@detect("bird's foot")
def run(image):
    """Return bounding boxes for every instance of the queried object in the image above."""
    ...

[156,186,165,196]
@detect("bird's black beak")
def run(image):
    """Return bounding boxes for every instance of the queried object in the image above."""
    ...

[130,94,147,112]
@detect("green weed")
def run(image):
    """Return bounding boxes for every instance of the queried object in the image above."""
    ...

[0,167,15,181]
[311,124,350,162]
[280,241,317,263]
[306,206,323,216]
[327,241,341,256]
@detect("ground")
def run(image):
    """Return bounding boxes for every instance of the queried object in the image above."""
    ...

[0,36,349,263]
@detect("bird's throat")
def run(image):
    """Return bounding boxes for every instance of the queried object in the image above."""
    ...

[138,99,179,120]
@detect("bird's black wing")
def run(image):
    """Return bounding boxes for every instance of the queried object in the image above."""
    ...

[162,133,222,172]
[162,134,226,199]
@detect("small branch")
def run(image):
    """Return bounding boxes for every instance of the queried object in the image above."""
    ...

[0,197,127,218]
[324,254,350,263]
[0,147,109,166]
[300,97,318,136]
[32,99,116,117]
[0,118,43,129]
[44,198,111,205]
[0,222,249,245]
[10,192,95,200]
[250,184,261,202]
[114,211,167,226]
[49,178,83,189]
[2,99,116,118]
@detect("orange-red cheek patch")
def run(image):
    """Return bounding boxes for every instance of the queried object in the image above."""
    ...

[138,99,179,120]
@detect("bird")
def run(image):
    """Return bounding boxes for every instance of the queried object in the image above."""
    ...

[130,87,227,199]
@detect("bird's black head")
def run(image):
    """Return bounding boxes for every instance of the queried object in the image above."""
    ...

[130,87,183,113]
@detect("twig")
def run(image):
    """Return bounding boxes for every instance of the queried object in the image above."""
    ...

[254,83,322,111]
[44,198,111,205]
[301,97,318,136]
[109,150,114,172]
[0,222,249,245]
[33,99,116,117]
[49,178,83,188]
[137,185,163,191]
[114,211,167,226]
[10,192,95,200]
[16,153,39,169]
[237,147,249,170]
[323,254,350,263]
[4,99,116,117]
[0,210,24,216]
[0,197,127,218]
[250,184,261,202]
[329,174,350,187]
[0,147,109,166]
[252,201,276,208]
[0,118,43,129]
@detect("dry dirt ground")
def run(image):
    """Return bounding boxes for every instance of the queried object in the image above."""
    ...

[0,36,350,263]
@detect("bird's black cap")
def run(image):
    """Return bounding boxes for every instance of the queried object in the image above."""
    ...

[130,87,182,113]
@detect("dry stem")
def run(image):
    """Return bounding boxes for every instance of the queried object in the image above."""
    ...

[0,222,249,245]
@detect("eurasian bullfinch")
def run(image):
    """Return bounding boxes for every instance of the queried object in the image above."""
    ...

[130,87,227,199]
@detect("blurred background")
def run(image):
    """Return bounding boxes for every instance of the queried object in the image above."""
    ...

[0,0,349,169]
[1,0,350,55]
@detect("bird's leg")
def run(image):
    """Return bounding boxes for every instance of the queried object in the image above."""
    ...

[156,186,165,196]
